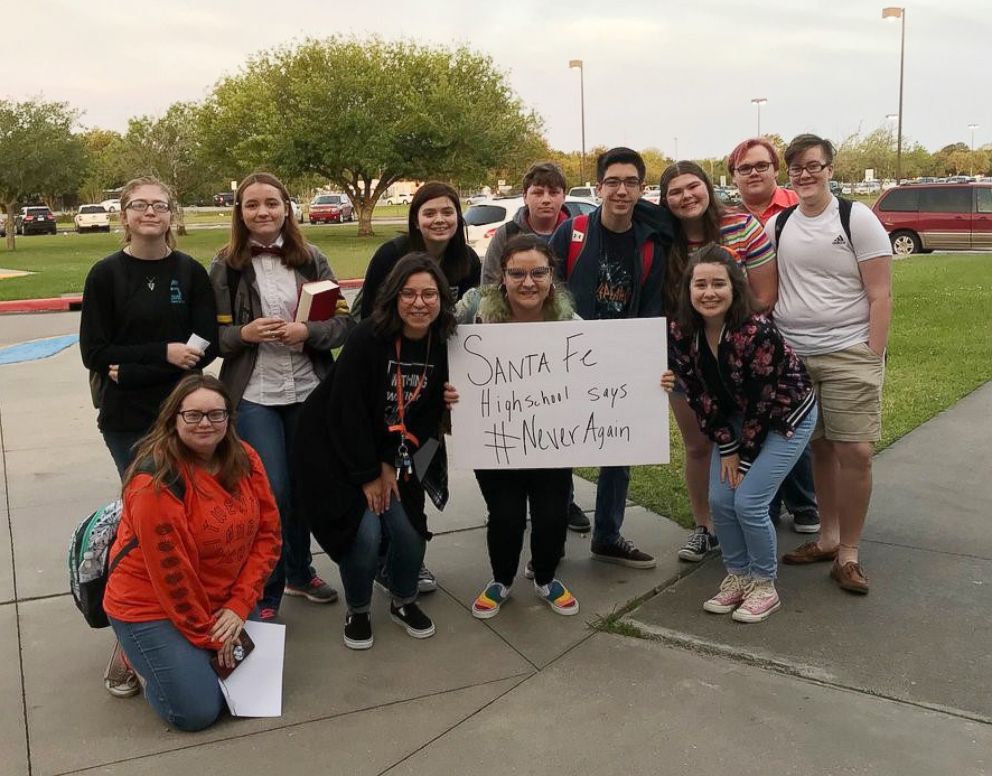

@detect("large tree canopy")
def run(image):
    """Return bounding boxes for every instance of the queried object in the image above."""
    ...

[0,99,85,250]
[200,36,544,234]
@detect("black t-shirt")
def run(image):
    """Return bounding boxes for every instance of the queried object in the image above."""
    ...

[384,334,439,431]
[594,226,636,320]
[698,337,737,413]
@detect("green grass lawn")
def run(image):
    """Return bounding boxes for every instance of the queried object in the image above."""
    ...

[587,252,992,527]
[0,224,406,300]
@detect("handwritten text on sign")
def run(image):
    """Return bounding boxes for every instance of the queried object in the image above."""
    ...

[448,319,669,469]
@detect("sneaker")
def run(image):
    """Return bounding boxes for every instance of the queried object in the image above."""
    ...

[732,579,781,623]
[472,581,510,619]
[285,575,339,603]
[792,511,821,534]
[535,579,579,616]
[104,641,140,698]
[258,607,279,622]
[344,612,374,650]
[524,560,535,580]
[390,602,436,638]
[417,564,438,594]
[591,536,656,569]
[678,526,719,562]
[567,502,591,533]
[702,573,750,614]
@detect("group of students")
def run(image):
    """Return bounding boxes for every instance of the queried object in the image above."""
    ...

[79,133,891,731]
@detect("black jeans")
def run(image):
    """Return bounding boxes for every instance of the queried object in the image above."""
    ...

[769,444,818,520]
[475,468,571,587]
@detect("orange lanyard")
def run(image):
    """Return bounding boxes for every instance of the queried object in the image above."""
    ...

[387,332,431,448]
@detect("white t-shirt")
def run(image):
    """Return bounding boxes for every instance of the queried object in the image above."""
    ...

[768,197,891,356]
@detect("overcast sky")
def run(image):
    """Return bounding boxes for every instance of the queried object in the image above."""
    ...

[3,0,988,161]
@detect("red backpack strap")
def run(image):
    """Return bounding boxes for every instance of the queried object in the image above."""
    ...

[639,239,653,288]
[566,214,589,280]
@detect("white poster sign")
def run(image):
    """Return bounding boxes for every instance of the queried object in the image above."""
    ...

[448,319,669,469]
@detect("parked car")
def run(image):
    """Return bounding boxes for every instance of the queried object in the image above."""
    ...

[383,193,413,206]
[464,197,598,257]
[309,194,354,224]
[290,198,305,223]
[15,206,58,236]
[871,182,992,255]
[100,199,121,213]
[74,204,111,233]
[567,186,599,203]
[713,186,742,206]
[213,192,235,207]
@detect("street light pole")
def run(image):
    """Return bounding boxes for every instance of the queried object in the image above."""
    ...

[968,123,979,175]
[751,98,767,136]
[569,60,586,185]
[882,7,906,183]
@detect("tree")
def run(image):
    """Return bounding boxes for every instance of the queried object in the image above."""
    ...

[0,99,85,250]
[78,128,126,204]
[200,37,543,236]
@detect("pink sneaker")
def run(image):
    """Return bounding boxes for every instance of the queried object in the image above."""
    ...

[732,579,781,623]
[702,573,750,614]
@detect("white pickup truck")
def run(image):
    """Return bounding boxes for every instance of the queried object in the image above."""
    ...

[74,205,112,233]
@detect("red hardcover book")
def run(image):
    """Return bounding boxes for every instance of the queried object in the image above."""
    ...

[295,280,341,322]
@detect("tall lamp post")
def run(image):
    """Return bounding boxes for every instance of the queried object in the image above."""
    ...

[751,97,767,136]
[968,123,979,176]
[882,7,906,183]
[568,59,586,185]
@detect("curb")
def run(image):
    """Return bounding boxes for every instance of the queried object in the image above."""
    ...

[0,278,365,315]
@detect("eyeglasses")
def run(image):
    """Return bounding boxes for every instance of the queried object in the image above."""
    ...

[787,161,830,178]
[398,288,440,304]
[600,177,643,190]
[504,267,552,282]
[735,162,773,176]
[126,200,171,213]
[178,409,229,424]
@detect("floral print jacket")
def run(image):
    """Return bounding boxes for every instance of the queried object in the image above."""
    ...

[669,314,815,472]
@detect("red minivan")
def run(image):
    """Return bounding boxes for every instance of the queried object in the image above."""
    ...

[872,183,992,255]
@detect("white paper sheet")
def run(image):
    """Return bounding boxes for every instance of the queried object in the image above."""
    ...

[186,333,211,353]
[218,621,286,717]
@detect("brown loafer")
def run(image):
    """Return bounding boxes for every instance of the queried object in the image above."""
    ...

[782,541,838,565]
[831,560,870,595]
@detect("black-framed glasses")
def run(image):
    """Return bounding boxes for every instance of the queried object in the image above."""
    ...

[735,162,772,175]
[126,200,171,213]
[504,267,552,282]
[398,288,440,303]
[600,177,643,190]
[178,409,229,424]
[787,161,829,177]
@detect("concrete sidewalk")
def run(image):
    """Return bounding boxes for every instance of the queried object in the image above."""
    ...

[1,312,989,775]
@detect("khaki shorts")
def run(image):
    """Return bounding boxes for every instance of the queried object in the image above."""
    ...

[801,343,885,442]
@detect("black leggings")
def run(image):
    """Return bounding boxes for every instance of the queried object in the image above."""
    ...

[474,468,571,587]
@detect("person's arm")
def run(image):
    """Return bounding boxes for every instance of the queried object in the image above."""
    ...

[671,327,738,453]
[299,246,356,350]
[482,227,508,286]
[125,474,221,651]
[454,287,482,324]
[737,321,787,471]
[223,448,283,617]
[859,256,892,356]
[740,214,778,311]
[187,261,219,368]
[209,257,252,357]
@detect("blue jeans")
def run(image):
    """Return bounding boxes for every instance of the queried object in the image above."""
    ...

[769,445,818,521]
[236,400,315,608]
[102,430,145,480]
[593,466,630,546]
[109,616,225,732]
[339,500,425,613]
[708,408,818,581]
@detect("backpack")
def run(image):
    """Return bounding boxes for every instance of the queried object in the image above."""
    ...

[88,255,195,409]
[773,197,853,248]
[566,214,654,286]
[68,466,186,629]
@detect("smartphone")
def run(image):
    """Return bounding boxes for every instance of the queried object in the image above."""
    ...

[210,630,256,679]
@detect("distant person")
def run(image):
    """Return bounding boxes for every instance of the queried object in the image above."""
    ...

[659,161,777,564]
[548,147,672,569]
[79,175,218,698]
[480,161,590,534]
[728,137,819,535]
[103,374,281,731]
[769,134,892,594]
[663,245,816,622]
[358,181,482,593]
[302,254,457,650]
[210,172,354,620]
[456,235,580,619]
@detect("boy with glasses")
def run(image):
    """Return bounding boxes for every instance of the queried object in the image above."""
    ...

[768,134,892,594]
[549,147,673,568]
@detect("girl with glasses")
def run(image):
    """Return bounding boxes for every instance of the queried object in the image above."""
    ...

[79,176,218,698]
[103,375,282,730]
[453,234,580,619]
[209,172,355,621]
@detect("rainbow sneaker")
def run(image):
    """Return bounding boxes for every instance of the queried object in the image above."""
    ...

[472,581,510,619]
[535,579,579,616]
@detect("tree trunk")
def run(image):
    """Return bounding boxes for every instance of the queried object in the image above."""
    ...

[173,189,188,237]
[4,201,15,251]
[356,200,374,237]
